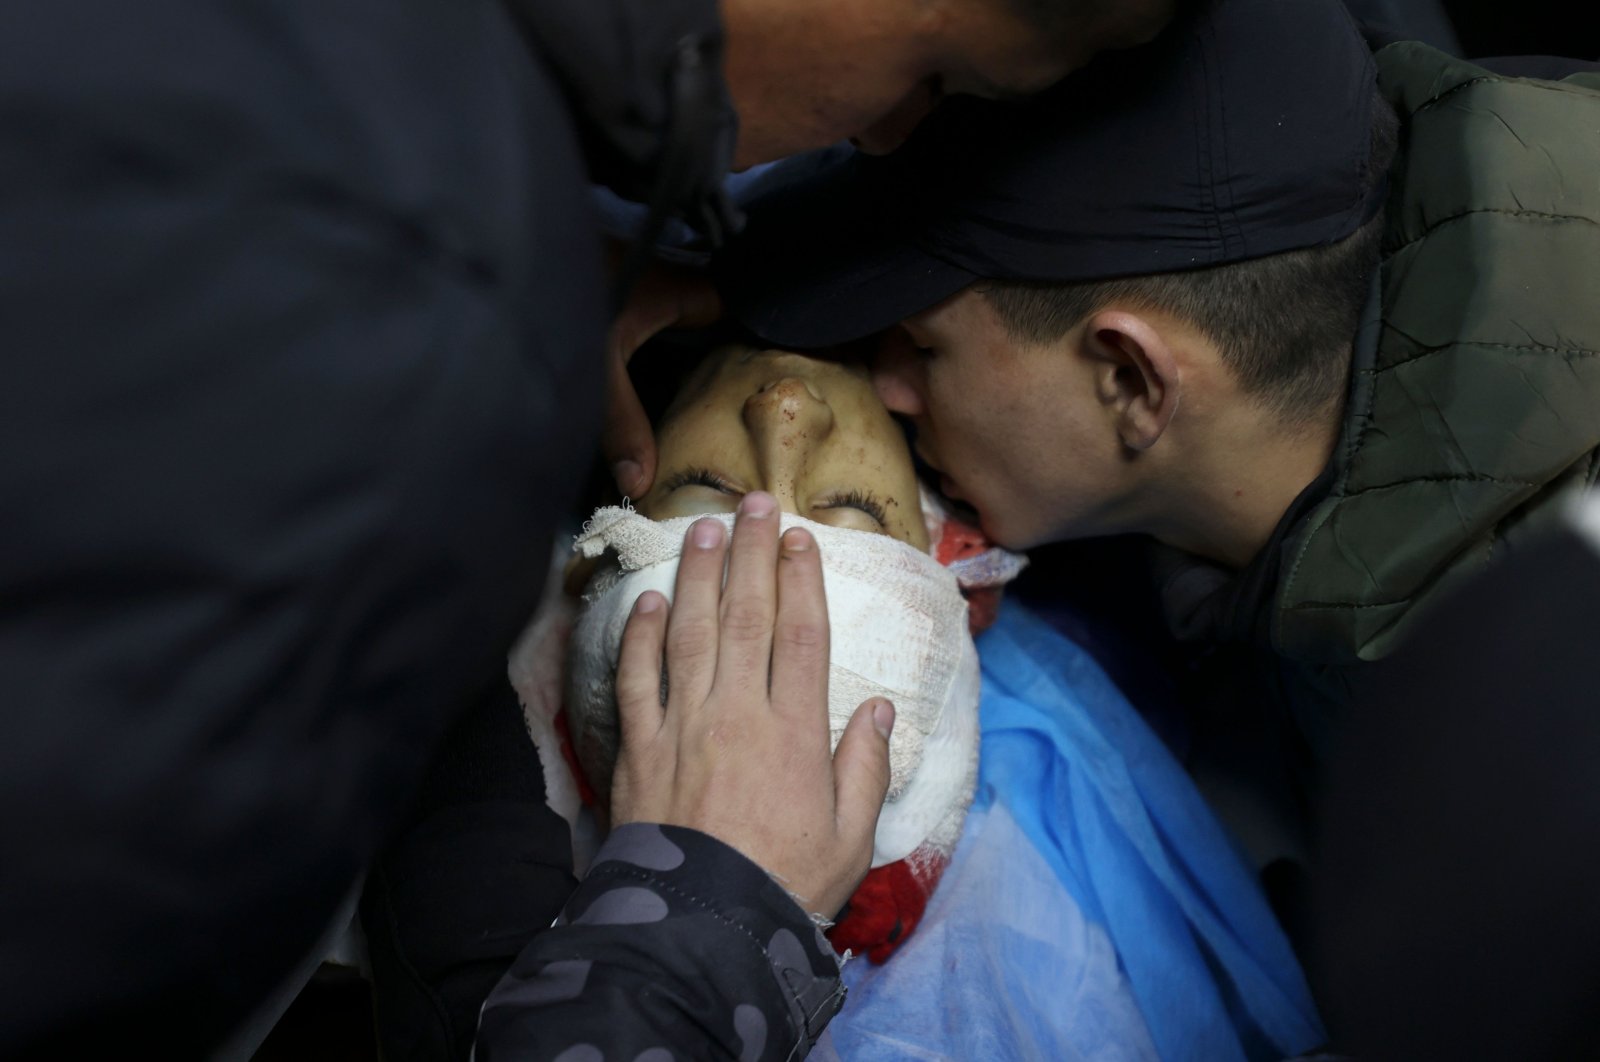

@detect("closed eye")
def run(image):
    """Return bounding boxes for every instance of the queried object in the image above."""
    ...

[819,488,888,527]
[660,466,740,495]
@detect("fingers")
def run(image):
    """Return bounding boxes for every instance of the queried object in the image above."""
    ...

[716,493,780,690]
[832,699,895,848]
[665,517,728,708]
[601,349,655,499]
[770,527,830,719]
[604,268,724,497]
[615,591,669,745]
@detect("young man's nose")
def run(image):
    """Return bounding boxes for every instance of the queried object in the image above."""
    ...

[870,340,926,417]
[851,78,943,156]
[744,377,834,499]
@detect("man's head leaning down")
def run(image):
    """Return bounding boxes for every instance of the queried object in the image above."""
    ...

[718,0,1396,571]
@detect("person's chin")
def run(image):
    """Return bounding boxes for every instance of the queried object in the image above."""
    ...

[976,505,1050,552]
[965,499,1012,548]
[979,512,1026,550]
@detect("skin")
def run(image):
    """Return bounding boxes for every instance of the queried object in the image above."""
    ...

[604,0,1181,497]
[721,0,1179,165]
[612,498,894,916]
[637,346,930,550]
[607,0,1183,924]
[606,346,925,915]
[874,286,1343,567]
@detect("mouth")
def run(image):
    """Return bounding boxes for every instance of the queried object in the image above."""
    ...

[923,452,968,495]
[908,441,978,521]
[921,466,980,526]
[938,485,981,528]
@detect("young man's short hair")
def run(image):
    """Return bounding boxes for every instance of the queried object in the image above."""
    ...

[983,95,1400,423]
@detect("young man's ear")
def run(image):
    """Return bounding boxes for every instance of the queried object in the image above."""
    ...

[1081,309,1181,451]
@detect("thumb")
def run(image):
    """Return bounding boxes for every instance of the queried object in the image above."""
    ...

[833,698,894,845]
[602,271,721,498]
[601,347,656,499]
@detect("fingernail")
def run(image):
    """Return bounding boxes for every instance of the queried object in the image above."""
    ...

[613,459,643,496]
[635,591,663,614]
[690,518,724,550]
[873,700,895,740]
[740,491,775,519]
[782,528,813,552]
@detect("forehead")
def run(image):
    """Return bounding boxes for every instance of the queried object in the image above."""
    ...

[649,347,931,542]
[654,345,756,419]
[676,344,893,398]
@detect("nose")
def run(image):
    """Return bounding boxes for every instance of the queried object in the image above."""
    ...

[743,377,834,506]
[851,77,943,156]
[870,336,926,417]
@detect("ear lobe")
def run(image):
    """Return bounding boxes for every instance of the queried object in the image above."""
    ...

[1083,310,1180,451]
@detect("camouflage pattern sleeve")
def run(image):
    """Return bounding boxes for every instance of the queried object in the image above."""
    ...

[475,823,846,1061]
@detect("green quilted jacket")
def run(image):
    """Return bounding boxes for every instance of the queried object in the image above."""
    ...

[1165,45,1600,755]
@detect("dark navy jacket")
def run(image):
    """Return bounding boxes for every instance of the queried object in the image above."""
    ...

[0,1,832,1056]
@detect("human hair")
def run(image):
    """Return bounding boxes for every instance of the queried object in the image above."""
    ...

[982,94,1400,423]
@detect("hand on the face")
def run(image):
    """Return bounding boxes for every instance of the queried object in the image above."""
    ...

[608,491,895,918]
[604,261,723,499]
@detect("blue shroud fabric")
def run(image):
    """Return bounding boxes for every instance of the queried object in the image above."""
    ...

[822,602,1325,1061]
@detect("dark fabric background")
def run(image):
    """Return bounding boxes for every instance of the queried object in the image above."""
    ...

[0,0,603,1053]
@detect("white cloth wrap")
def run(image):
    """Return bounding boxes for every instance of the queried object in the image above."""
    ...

[567,506,980,868]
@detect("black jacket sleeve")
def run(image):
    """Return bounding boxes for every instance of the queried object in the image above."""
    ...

[362,682,579,1062]
[477,824,847,1061]
[0,0,604,1053]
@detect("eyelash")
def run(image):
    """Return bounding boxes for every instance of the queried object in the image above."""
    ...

[662,468,888,527]
[823,489,888,526]
[661,466,735,494]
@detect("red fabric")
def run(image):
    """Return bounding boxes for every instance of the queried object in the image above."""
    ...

[934,514,1004,636]
[827,851,948,964]
[819,509,1010,963]
[964,585,1003,636]
[554,711,600,808]
[934,520,988,567]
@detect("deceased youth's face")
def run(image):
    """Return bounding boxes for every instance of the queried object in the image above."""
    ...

[639,346,929,551]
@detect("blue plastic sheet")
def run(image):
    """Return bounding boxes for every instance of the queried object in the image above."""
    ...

[821,602,1325,1061]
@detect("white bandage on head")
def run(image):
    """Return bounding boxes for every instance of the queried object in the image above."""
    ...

[566,505,980,868]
